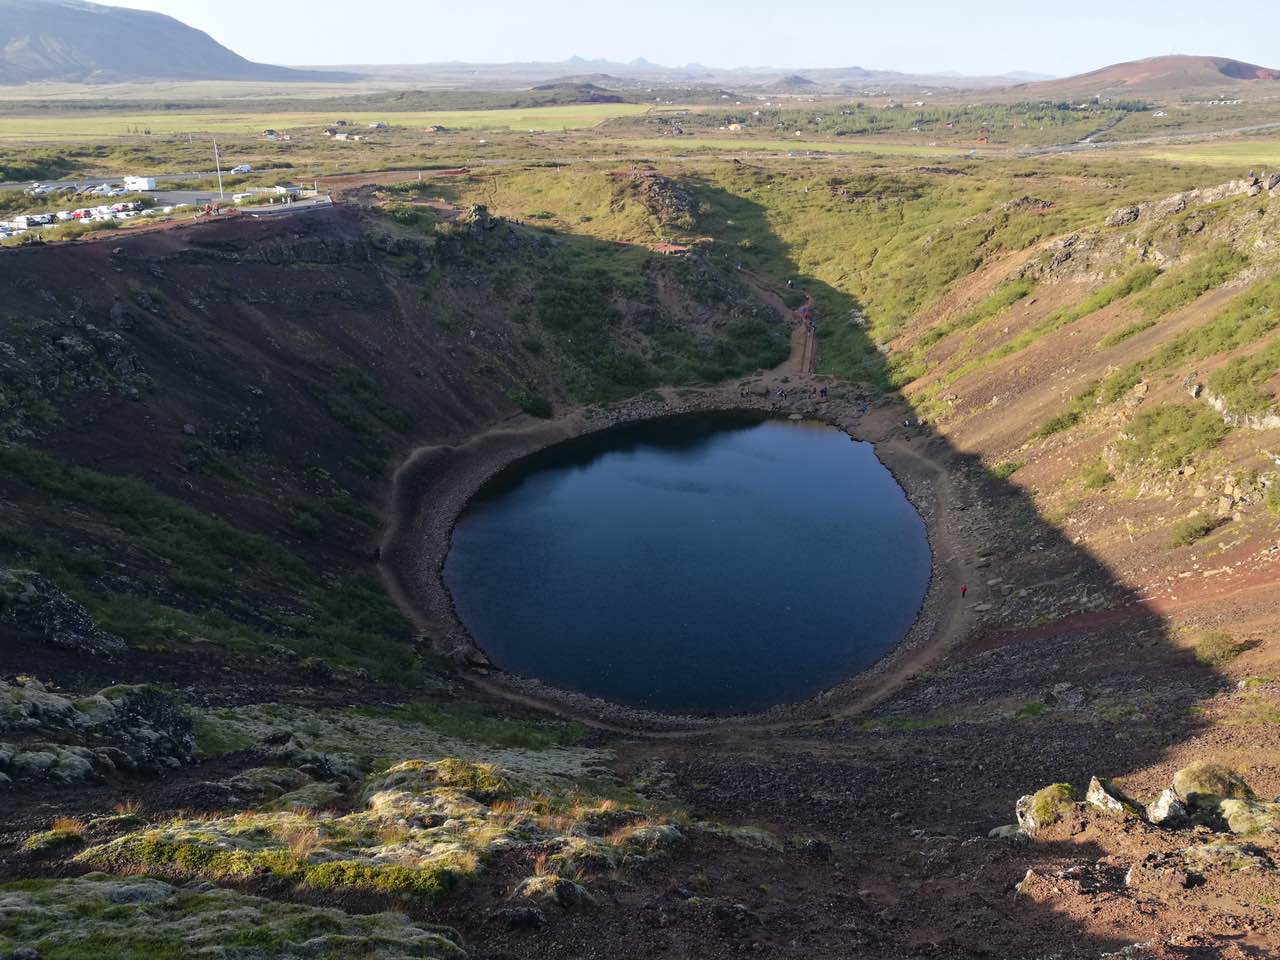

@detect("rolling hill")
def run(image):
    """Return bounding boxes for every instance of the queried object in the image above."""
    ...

[1012,54,1280,99]
[0,0,354,84]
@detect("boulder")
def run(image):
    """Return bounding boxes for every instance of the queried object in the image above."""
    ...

[1105,205,1142,227]
[987,824,1023,840]
[1172,762,1254,810]
[0,679,194,785]
[1015,783,1080,833]
[514,875,595,909]
[1219,798,1280,836]
[1146,788,1189,827]
[1180,841,1274,873]
[1086,777,1145,818]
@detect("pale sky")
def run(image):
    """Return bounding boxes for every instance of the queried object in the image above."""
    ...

[107,0,1277,78]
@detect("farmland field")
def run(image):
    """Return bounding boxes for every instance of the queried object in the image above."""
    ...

[612,137,983,157]
[1138,139,1280,166]
[0,103,651,141]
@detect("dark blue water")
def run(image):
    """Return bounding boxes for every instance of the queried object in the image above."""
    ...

[443,413,931,715]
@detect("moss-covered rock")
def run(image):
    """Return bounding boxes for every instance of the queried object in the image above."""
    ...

[513,874,595,909]
[21,824,85,854]
[1180,841,1275,874]
[76,757,684,903]
[1171,762,1255,810]
[1219,799,1280,836]
[195,703,610,787]
[0,874,466,958]
[0,677,194,785]
[1015,783,1081,833]
[264,780,347,813]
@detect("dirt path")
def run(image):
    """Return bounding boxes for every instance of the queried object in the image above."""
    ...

[795,296,818,374]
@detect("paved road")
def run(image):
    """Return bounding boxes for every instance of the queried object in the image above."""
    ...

[1019,120,1280,156]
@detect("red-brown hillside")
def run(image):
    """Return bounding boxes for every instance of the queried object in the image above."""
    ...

[1014,54,1280,99]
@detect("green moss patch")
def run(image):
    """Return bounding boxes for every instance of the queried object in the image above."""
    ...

[0,875,465,959]
[1172,762,1255,810]
[77,758,684,902]
[1028,783,1080,828]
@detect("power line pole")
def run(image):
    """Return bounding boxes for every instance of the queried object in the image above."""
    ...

[213,141,225,200]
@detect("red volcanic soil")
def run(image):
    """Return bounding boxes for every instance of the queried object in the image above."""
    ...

[1015,54,1280,97]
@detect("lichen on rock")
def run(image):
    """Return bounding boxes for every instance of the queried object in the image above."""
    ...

[1171,762,1255,810]
[0,678,194,785]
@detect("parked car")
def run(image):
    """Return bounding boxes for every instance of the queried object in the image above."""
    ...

[231,164,252,174]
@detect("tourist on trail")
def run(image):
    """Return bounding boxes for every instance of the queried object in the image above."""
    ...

[961,584,968,598]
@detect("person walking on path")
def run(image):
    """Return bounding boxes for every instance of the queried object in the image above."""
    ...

[961,584,968,599]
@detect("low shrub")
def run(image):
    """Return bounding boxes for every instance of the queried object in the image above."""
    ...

[1118,404,1227,470]
[509,390,553,419]
[1080,458,1114,489]
[22,818,87,853]
[1169,513,1222,547]
[1195,630,1243,666]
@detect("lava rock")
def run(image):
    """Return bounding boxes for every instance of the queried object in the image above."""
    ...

[0,568,127,658]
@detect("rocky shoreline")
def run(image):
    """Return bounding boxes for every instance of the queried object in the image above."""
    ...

[381,379,962,732]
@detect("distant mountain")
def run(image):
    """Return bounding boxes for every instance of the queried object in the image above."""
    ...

[767,74,819,92]
[0,0,355,84]
[1011,55,1280,99]
[356,59,1032,93]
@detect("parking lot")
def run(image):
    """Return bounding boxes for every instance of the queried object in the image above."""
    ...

[2,177,328,240]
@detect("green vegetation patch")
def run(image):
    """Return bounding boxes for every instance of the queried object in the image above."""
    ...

[916,279,1036,351]
[1028,782,1081,828]
[1118,404,1228,470]
[77,758,683,905]
[358,700,589,751]
[1099,319,1157,348]
[21,820,86,854]
[1169,513,1224,548]
[0,875,465,959]
[1035,383,1100,439]
[0,445,415,678]
[1134,246,1248,320]
[1079,458,1115,489]
[1099,273,1280,404]
[1208,336,1280,415]
[1195,631,1244,666]
[194,702,605,786]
